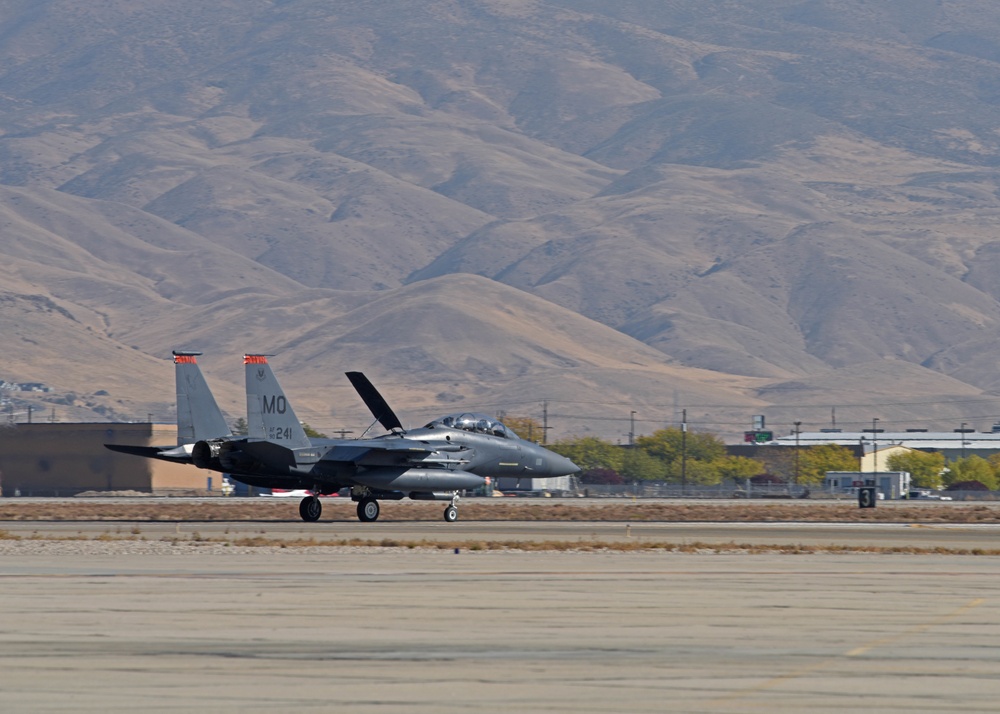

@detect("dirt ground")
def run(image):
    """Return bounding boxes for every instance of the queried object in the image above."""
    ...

[1,497,999,523]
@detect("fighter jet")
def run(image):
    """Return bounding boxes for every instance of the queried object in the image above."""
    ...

[105,350,233,462]
[191,354,580,523]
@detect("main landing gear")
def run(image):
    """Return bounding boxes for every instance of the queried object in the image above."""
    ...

[357,496,380,522]
[299,495,322,522]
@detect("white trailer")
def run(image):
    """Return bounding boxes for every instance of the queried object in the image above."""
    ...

[824,471,911,499]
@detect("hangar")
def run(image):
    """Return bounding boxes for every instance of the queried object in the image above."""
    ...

[768,429,1000,462]
[0,423,216,497]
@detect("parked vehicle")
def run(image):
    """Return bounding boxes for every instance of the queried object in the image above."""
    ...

[907,489,953,501]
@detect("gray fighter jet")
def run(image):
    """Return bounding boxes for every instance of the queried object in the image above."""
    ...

[191,354,580,523]
[105,350,233,462]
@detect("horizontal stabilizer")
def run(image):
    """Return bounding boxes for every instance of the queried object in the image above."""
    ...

[104,443,192,462]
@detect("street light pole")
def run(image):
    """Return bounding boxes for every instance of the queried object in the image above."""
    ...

[681,408,687,493]
[871,417,879,489]
[794,421,802,486]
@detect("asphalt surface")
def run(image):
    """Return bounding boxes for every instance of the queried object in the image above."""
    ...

[5,518,1000,550]
[1,519,999,712]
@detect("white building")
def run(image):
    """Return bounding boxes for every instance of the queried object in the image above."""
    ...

[824,471,911,499]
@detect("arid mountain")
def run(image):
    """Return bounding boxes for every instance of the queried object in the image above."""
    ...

[4,1,1000,441]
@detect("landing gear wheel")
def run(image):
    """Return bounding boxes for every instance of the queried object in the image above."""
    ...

[357,497,380,522]
[443,505,458,522]
[299,495,322,522]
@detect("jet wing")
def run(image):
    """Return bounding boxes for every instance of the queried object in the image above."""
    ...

[321,440,470,468]
[345,371,404,433]
[231,439,299,471]
[104,443,192,462]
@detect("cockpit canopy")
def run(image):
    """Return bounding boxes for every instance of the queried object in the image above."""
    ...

[426,412,515,439]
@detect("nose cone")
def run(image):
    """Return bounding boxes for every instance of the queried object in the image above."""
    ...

[549,452,581,477]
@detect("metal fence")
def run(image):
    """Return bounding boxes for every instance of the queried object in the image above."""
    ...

[573,482,1000,500]
[576,482,811,499]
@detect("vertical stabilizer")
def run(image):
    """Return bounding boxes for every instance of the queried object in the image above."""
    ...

[174,351,231,445]
[244,354,311,448]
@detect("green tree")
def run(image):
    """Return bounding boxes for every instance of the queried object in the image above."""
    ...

[677,458,724,485]
[231,417,248,436]
[635,428,725,465]
[633,427,727,485]
[711,455,766,483]
[945,456,997,489]
[988,454,1000,488]
[302,423,327,438]
[501,415,544,442]
[886,450,946,489]
[797,444,859,485]
[620,447,667,481]
[550,436,624,474]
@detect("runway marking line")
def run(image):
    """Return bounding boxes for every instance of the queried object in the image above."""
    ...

[843,597,985,657]
[708,597,985,707]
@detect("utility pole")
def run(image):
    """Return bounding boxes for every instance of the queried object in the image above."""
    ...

[871,417,879,488]
[794,421,802,485]
[681,408,687,493]
[961,422,967,461]
[541,400,550,445]
[629,410,636,446]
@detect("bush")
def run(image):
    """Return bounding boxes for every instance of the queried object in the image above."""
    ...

[945,480,989,492]
[750,473,786,485]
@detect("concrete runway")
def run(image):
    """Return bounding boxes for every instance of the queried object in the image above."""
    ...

[1,521,999,712]
[5,518,1000,550]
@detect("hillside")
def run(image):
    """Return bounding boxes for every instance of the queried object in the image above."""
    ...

[4,1,1000,440]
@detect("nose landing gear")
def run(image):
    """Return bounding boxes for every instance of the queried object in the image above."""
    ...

[443,493,460,522]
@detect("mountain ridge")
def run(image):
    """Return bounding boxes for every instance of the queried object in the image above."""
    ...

[5,1,1000,440]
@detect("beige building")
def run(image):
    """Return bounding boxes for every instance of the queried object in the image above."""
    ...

[859,444,911,473]
[0,423,217,496]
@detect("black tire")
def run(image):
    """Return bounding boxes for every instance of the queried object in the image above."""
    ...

[443,505,458,522]
[299,496,322,522]
[357,497,380,522]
